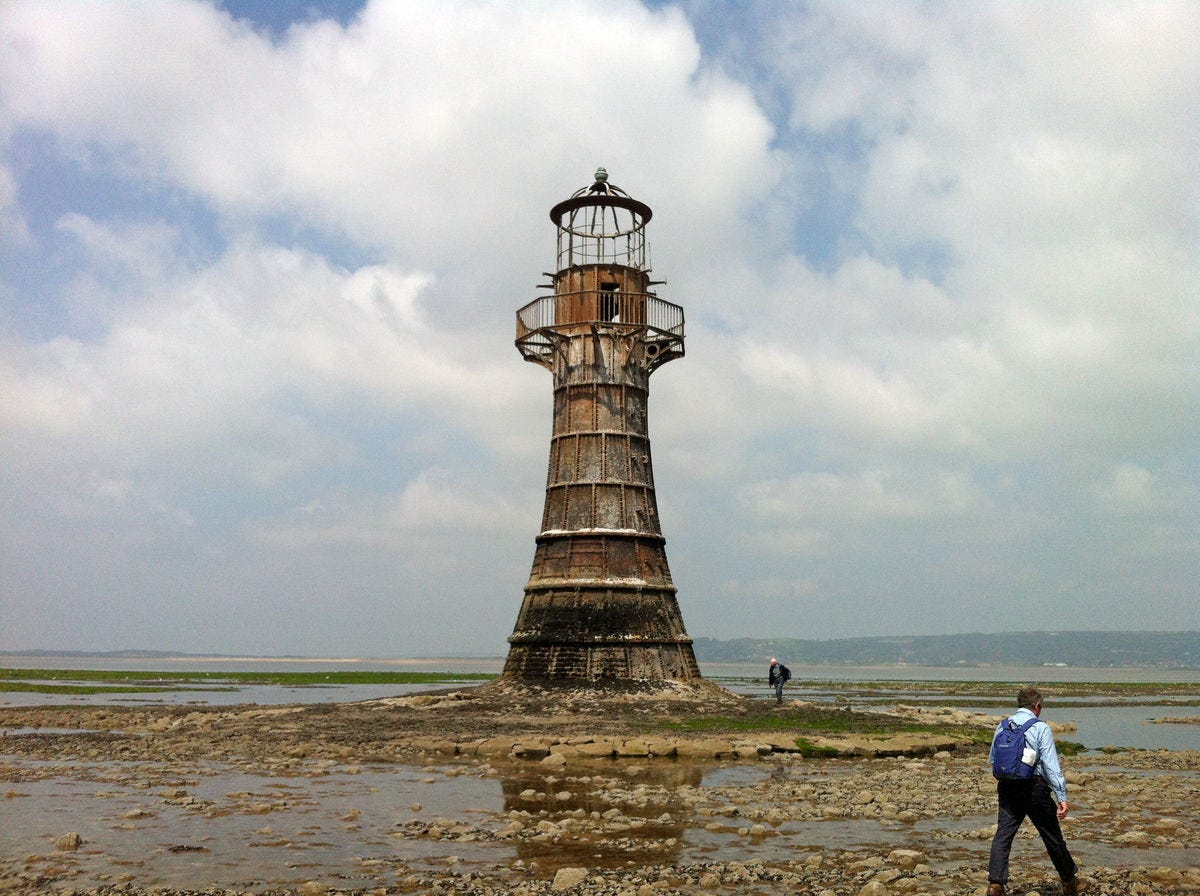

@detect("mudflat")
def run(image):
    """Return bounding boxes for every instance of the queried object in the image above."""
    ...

[1,681,1197,895]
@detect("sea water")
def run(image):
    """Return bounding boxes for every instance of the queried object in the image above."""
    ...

[2,656,1197,750]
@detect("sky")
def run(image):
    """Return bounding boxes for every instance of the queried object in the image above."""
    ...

[1,1,1197,659]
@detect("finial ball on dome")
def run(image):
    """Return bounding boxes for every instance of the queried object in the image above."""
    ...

[594,166,608,183]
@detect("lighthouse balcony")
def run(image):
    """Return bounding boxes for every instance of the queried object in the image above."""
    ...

[516,291,684,367]
[517,290,684,332]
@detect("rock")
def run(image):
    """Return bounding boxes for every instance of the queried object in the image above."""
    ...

[887,848,926,870]
[1114,830,1151,845]
[574,741,618,758]
[838,739,877,757]
[406,736,459,755]
[733,740,772,757]
[552,866,588,890]
[474,736,519,756]
[54,832,82,851]
[643,737,677,757]
[674,738,738,759]
[616,739,650,757]
[858,881,891,895]
[763,737,802,753]
[512,740,551,759]
[1146,868,1184,885]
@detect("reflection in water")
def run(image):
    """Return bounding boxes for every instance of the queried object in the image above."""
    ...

[497,762,702,871]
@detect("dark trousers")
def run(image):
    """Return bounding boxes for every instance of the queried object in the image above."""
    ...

[772,679,784,702]
[988,778,1077,885]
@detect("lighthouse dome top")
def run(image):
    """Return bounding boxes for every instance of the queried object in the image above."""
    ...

[550,168,653,232]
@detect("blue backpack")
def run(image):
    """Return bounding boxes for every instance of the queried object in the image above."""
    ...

[991,716,1042,780]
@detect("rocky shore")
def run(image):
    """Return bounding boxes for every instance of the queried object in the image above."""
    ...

[2,683,1198,895]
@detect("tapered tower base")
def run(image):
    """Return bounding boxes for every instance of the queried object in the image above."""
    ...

[504,580,702,680]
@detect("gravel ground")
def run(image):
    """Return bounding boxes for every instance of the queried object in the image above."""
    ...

[2,682,1197,896]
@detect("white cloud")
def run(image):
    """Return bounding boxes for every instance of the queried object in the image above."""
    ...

[1090,462,1172,518]
[247,467,530,550]
[0,163,27,242]
[0,223,538,487]
[746,468,980,527]
[0,0,1195,653]
[0,0,776,277]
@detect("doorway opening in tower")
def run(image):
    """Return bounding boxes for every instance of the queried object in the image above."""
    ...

[600,282,619,322]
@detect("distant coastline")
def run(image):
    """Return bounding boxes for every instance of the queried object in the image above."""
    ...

[0,651,506,666]
[693,630,1200,669]
[5,630,1198,670]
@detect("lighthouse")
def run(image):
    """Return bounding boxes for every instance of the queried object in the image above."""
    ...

[503,169,701,683]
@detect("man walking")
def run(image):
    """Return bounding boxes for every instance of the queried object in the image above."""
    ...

[767,657,790,704]
[987,686,1087,895]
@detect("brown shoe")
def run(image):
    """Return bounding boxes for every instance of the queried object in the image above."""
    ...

[1062,877,1089,896]
[987,884,1006,896]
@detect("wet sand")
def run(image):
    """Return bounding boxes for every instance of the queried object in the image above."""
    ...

[2,682,1198,895]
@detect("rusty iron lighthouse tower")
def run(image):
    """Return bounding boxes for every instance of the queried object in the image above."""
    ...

[503,169,701,683]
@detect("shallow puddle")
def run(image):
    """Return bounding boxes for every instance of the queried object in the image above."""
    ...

[3,760,505,889]
[3,752,1197,891]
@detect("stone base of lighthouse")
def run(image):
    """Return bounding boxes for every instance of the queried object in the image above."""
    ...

[502,533,701,683]
[499,592,700,681]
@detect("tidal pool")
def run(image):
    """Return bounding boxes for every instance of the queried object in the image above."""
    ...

[4,748,1196,892]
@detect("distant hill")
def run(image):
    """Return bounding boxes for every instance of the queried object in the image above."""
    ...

[692,631,1200,669]
[1,649,194,658]
[6,631,1198,669]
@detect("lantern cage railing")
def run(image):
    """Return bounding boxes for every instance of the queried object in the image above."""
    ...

[555,205,650,270]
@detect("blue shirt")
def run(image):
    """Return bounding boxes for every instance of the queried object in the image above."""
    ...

[989,707,1068,803]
